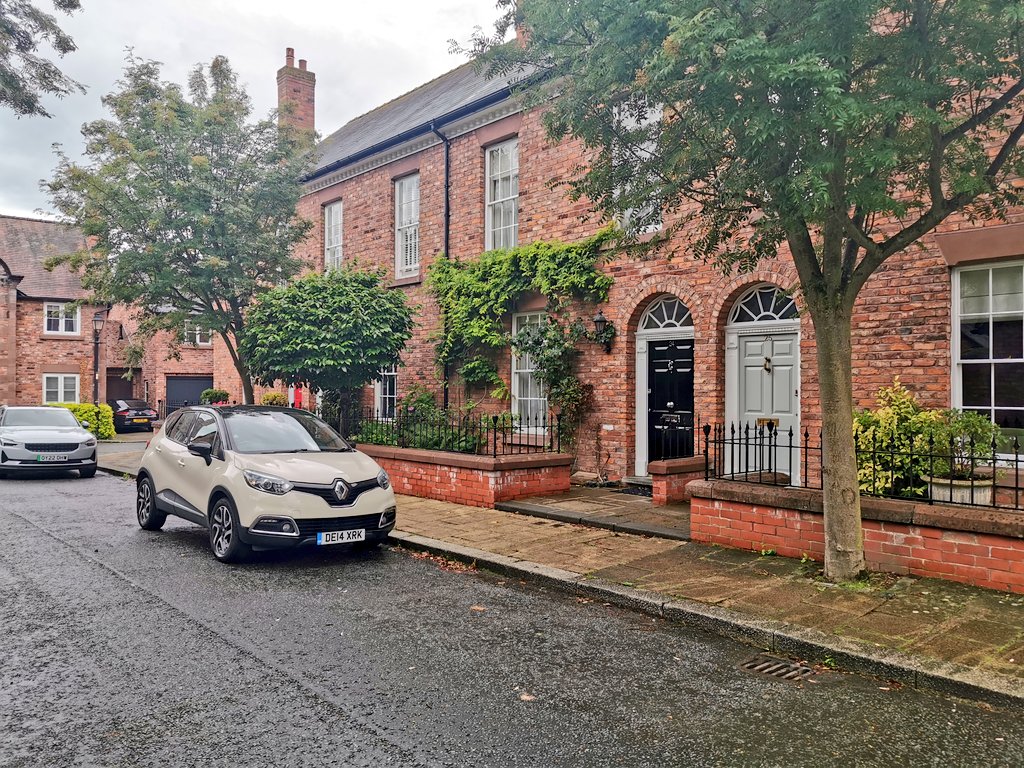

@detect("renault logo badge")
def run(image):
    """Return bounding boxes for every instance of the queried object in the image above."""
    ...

[333,480,350,502]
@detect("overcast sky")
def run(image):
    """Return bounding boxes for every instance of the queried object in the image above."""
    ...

[1,0,502,219]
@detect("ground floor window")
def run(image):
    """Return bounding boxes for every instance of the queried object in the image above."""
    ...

[954,262,1024,443]
[43,374,79,404]
[375,366,398,419]
[511,312,547,427]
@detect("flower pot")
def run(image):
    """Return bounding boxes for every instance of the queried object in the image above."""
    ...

[923,475,994,506]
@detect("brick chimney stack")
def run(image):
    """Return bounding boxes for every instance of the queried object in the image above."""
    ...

[276,47,315,135]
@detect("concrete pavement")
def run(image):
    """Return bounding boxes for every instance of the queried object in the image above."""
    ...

[98,449,1024,704]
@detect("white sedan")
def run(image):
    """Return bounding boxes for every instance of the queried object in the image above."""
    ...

[135,405,397,562]
[0,406,98,478]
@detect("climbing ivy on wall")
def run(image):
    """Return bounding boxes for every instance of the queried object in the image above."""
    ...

[427,229,615,393]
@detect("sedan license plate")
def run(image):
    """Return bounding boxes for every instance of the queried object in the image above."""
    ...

[317,529,365,545]
[37,454,68,462]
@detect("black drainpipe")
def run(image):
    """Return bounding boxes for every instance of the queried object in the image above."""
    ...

[430,121,452,410]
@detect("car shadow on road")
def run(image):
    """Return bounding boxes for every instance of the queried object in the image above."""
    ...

[0,470,92,482]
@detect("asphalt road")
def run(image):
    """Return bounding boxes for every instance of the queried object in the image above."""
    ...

[2,473,1024,768]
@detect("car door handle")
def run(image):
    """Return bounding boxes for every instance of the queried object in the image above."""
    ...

[177,459,186,467]
[154,446,162,453]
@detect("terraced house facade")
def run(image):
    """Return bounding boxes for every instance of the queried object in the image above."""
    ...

[233,50,1024,484]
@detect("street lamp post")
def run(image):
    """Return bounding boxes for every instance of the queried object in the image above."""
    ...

[92,311,105,411]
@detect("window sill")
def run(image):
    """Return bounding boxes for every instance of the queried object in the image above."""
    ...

[41,332,84,340]
[390,275,422,288]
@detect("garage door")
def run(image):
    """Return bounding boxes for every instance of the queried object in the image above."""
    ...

[165,376,214,415]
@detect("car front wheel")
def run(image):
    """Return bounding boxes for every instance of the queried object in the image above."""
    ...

[136,477,166,530]
[79,465,97,479]
[209,496,250,563]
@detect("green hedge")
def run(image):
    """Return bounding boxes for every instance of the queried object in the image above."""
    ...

[53,402,116,439]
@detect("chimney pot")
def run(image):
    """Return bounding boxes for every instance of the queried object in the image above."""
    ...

[299,59,307,71]
[285,47,295,67]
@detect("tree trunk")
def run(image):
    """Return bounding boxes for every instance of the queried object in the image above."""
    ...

[811,304,866,582]
[240,371,254,405]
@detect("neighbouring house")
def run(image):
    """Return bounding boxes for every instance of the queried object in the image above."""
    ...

[232,50,1023,482]
[0,214,214,414]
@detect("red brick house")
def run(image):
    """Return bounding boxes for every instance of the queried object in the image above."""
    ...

[218,51,1024,485]
[0,214,214,413]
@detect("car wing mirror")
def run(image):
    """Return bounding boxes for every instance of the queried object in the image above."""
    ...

[80,420,90,429]
[187,441,213,465]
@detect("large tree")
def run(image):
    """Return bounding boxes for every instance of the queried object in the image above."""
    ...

[241,268,414,400]
[467,0,1024,581]
[1,0,84,117]
[47,55,314,403]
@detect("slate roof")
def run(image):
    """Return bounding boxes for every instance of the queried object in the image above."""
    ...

[0,214,89,301]
[312,60,523,178]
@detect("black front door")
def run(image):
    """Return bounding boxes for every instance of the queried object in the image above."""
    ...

[648,339,695,461]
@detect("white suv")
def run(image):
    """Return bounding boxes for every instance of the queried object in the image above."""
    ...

[136,406,397,562]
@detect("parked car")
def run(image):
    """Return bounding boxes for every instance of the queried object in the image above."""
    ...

[109,399,159,432]
[135,405,397,562]
[0,406,98,478]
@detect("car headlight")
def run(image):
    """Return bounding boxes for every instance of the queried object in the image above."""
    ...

[83,438,97,447]
[376,469,390,490]
[243,470,294,495]
[0,438,17,447]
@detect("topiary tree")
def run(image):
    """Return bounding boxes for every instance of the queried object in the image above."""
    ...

[241,267,414,410]
[260,392,288,407]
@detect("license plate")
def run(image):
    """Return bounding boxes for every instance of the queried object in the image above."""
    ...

[37,454,68,462]
[317,529,365,545]
[132,418,149,423]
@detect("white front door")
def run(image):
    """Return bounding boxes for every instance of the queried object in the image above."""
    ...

[736,332,799,477]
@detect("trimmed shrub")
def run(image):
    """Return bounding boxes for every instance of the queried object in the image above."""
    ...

[200,388,230,405]
[53,402,115,439]
[261,392,288,406]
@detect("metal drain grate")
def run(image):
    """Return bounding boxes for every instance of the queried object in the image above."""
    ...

[740,654,817,681]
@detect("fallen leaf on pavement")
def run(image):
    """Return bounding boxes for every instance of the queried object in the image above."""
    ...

[519,693,536,702]
[470,605,487,612]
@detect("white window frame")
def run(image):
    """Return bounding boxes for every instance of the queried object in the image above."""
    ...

[394,174,421,279]
[485,138,519,251]
[184,322,212,346]
[324,200,343,270]
[511,312,548,430]
[42,374,80,404]
[373,365,398,420]
[613,103,663,236]
[951,260,1024,452]
[43,303,80,335]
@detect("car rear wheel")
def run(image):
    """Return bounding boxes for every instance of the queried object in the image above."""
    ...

[136,477,166,530]
[209,496,250,563]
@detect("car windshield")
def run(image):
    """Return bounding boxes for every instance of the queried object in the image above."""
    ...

[222,410,352,453]
[2,408,80,428]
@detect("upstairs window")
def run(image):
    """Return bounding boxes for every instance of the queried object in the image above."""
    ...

[954,263,1024,444]
[394,174,420,279]
[184,322,212,346]
[324,200,343,270]
[613,102,663,236]
[44,303,79,334]
[485,139,519,251]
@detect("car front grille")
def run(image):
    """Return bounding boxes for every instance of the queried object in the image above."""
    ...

[25,443,80,452]
[292,478,381,507]
[295,513,387,537]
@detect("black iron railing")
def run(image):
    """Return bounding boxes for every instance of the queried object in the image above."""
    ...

[703,422,1024,511]
[324,407,562,457]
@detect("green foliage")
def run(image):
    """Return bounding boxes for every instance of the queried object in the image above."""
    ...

[853,379,933,497]
[241,267,414,394]
[350,386,487,454]
[200,388,230,405]
[927,409,1002,480]
[53,402,115,439]
[260,392,288,406]
[427,231,614,388]
[46,54,314,402]
[0,1,84,117]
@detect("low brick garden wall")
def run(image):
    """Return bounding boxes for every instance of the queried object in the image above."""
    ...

[647,456,706,505]
[688,480,1024,594]
[357,444,573,508]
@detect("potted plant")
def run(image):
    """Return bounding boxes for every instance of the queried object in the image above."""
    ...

[921,409,1002,505]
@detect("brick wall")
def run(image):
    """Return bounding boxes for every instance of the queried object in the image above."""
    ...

[359,444,572,507]
[688,480,1024,594]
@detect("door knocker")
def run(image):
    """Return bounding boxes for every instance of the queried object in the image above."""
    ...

[763,356,773,373]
